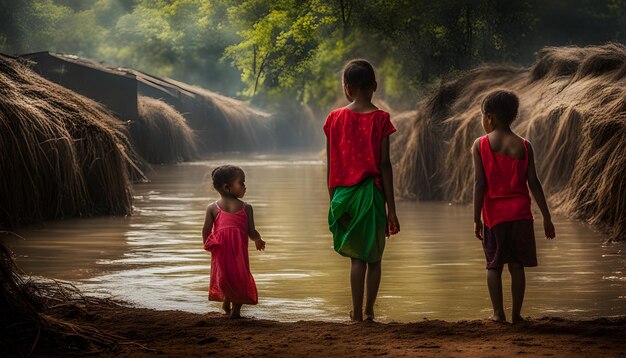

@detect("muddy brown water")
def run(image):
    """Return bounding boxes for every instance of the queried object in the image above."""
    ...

[9,154,626,322]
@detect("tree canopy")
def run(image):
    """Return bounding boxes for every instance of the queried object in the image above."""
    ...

[1,0,625,113]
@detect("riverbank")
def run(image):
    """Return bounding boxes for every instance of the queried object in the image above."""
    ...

[26,299,626,357]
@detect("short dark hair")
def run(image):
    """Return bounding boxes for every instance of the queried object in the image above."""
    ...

[481,90,519,124]
[342,59,376,91]
[211,165,244,191]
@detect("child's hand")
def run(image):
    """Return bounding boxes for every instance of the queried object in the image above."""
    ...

[474,220,483,240]
[544,219,556,240]
[387,212,400,237]
[255,238,266,251]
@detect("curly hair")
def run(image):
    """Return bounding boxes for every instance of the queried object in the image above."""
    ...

[481,90,519,124]
[210,165,244,191]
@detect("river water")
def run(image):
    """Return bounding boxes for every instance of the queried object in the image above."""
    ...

[9,154,626,322]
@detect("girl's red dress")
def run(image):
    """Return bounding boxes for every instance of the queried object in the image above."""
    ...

[204,202,258,304]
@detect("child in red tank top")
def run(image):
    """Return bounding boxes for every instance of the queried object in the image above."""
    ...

[472,90,556,324]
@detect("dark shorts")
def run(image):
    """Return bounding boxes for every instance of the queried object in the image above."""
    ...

[483,220,537,270]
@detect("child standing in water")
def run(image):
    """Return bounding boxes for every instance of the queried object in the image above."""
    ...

[324,59,400,322]
[473,90,556,323]
[202,165,265,319]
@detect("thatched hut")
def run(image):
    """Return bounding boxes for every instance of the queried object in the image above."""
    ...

[131,96,198,164]
[394,43,626,241]
[21,51,139,121]
[0,54,145,229]
[20,52,275,154]
[129,71,275,152]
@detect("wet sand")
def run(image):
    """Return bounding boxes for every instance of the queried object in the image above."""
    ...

[33,299,626,357]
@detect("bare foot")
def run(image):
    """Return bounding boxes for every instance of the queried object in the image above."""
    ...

[490,313,507,323]
[364,309,375,321]
[512,315,526,324]
[222,301,231,315]
[222,301,231,314]
[350,311,363,322]
[230,304,243,319]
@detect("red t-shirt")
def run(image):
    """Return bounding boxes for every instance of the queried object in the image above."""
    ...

[479,135,533,227]
[323,107,396,189]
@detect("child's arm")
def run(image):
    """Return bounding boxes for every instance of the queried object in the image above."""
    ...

[202,203,216,245]
[245,204,266,251]
[326,138,335,201]
[526,141,556,239]
[380,136,400,236]
[472,139,486,240]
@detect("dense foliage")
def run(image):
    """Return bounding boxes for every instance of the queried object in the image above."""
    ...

[1,0,625,112]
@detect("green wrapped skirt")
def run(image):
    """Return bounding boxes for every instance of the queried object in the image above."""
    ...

[328,177,386,263]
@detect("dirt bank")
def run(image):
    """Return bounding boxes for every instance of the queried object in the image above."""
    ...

[25,300,626,357]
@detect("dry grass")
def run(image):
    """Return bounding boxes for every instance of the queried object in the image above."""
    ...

[131,96,198,164]
[155,77,276,152]
[0,55,146,229]
[394,43,626,241]
[0,235,127,355]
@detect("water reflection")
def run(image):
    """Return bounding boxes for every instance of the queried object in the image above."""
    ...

[10,154,626,322]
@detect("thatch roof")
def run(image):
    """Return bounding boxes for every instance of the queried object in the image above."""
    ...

[21,51,139,121]
[131,96,198,163]
[20,52,275,152]
[0,54,145,229]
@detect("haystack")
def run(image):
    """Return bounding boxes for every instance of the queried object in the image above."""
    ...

[130,96,198,164]
[0,55,146,229]
[390,110,418,164]
[142,75,275,152]
[394,43,626,241]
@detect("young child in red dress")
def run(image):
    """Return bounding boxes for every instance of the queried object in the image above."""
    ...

[202,165,265,319]
[324,59,400,321]
[472,90,556,323]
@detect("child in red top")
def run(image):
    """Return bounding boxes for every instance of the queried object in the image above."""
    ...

[324,59,400,321]
[472,90,556,323]
[202,165,265,319]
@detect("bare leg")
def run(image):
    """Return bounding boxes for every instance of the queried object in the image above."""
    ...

[222,301,231,314]
[231,303,243,319]
[350,258,366,321]
[364,260,381,320]
[487,267,506,322]
[509,262,526,323]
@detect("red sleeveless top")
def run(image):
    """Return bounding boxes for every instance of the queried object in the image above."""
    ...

[479,135,533,228]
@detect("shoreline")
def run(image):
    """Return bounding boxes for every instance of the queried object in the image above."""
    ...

[23,299,626,357]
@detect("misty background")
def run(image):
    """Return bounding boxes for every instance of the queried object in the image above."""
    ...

[1,0,625,116]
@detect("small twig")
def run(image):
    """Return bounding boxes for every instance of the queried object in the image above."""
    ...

[29,327,41,356]
[117,341,159,353]
[0,231,26,240]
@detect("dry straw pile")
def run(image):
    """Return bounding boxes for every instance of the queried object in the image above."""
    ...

[0,55,145,229]
[131,96,198,164]
[0,234,131,355]
[159,77,276,152]
[394,43,626,241]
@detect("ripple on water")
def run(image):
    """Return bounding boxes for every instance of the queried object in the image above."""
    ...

[9,157,626,322]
